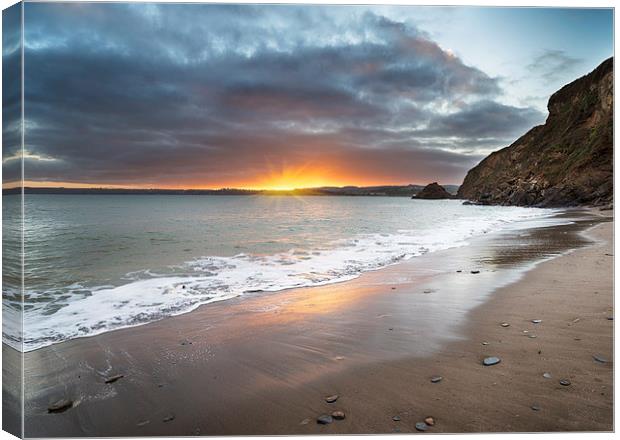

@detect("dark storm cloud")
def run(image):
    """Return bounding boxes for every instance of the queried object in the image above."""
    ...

[19,3,544,186]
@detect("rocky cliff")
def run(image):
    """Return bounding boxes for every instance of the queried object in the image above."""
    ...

[457,57,613,207]
[413,182,454,199]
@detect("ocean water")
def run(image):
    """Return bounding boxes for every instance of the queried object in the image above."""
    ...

[2,194,561,351]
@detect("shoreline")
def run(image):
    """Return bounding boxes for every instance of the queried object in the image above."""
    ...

[16,209,613,435]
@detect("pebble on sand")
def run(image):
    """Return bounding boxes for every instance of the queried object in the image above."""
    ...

[317,415,334,425]
[47,398,73,413]
[331,411,346,420]
[593,354,609,363]
[559,379,571,386]
[104,374,124,384]
[481,341,489,345]
[325,394,339,403]
[531,404,541,411]
[392,415,401,422]
[415,422,429,431]
[483,356,501,366]
[531,319,542,324]
[430,375,443,383]
[470,270,480,274]
[500,322,510,327]
[543,372,552,379]
[162,414,175,422]
[424,416,435,426]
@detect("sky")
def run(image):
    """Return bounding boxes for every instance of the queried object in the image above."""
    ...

[2,3,614,189]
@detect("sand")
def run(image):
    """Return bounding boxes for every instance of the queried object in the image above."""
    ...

[15,209,613,436]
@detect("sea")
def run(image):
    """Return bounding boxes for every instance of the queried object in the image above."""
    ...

[2,194,563,351]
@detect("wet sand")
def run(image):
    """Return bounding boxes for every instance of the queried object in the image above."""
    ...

[19,209,613,436]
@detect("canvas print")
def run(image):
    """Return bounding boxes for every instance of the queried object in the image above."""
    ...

[1,1,614,437]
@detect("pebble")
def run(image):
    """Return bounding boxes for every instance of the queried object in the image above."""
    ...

[483,356,501,366]
[335,356,345,361]
[300,418,311,425]
[430,375,443,383]
[543,372,552,379]
[424,416,435,426]
[415,422,429,431]
[593,354,609,363]
[392,415,401,421]
[470,270,480,274]
[317,415,333,425]
[48,398,73,413]
[325,394,339,403]
[163,414,175,422]
[456,270,462,273]
[559,379,571,386]
[531,319,542,324]
[104,374,124,384]
[607,317,614,321]
[331,411,346,420]
[531,404,541,411]
[501,322,510,328]
[423,289,432,294]
[528,334,537,339]
[481,341,489,345]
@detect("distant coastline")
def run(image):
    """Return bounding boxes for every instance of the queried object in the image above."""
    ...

[3,184,460,197]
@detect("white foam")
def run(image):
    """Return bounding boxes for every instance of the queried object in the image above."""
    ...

[7,205,564,351]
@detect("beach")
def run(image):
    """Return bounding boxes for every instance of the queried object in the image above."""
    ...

[17,209,613,436]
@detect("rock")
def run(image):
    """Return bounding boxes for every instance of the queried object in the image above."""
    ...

[392,415,401,422]
[559,379,571,386]
[531,319,542,324]
[483,356,501,366]
[481,341,489,345]
[430,375,443,383]
[531,404,541,411]
[528,334,537,339]
[456,58,613,208]
[607,317,614,321]
[104,374,124,384]
[501,322,510,327]
[317,415,333,425]
[331,411,346,420]
[415,422,429,431]
[471,270,480,274]
[593,354,609,363]
[163,414,175,422]
[424,416,435,426]
[543,372,552,379]
[325,394,339,403]
[456,270,462,273]
[300,418,311,425]
[48,398,73,413]
[413,182,454,200]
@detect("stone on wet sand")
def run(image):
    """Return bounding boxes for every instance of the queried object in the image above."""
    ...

[531,319,542,324]
[483,356,501,366]
[500,322,510,327]
[325,394,339,403]
[424,416,435,426]
[470,270,480,274]
[331,411,346,420]
[317,414,334,425]
[48,398,73,413]
[430,375,443,383]
[559,379,571,386]
[104,374,124,384]
[593,354,609,363]
[415,422,429,431]
[481,341,489,345]
[531,404,541,411]
[392,415,401,422]
[163,414,175,422]
[543,372,552,379]
[300,418,311,425]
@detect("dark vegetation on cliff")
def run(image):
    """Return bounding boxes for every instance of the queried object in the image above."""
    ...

[457,57,613,207]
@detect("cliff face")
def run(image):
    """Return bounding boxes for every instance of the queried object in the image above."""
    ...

[413,182,453,199]
[457,57,613,207]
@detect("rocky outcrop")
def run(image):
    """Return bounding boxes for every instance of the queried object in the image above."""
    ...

[413,182,454,199]
[457,57,613,207]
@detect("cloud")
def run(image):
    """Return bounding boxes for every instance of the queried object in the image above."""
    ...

[527,49,583,83]
[19,3,542,187]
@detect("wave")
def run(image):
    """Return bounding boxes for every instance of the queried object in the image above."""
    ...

[5,206,562,351]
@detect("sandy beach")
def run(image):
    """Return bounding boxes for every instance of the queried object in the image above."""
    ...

[16,209,612,436]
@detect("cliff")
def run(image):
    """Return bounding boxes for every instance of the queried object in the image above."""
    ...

[457,57,613,207]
